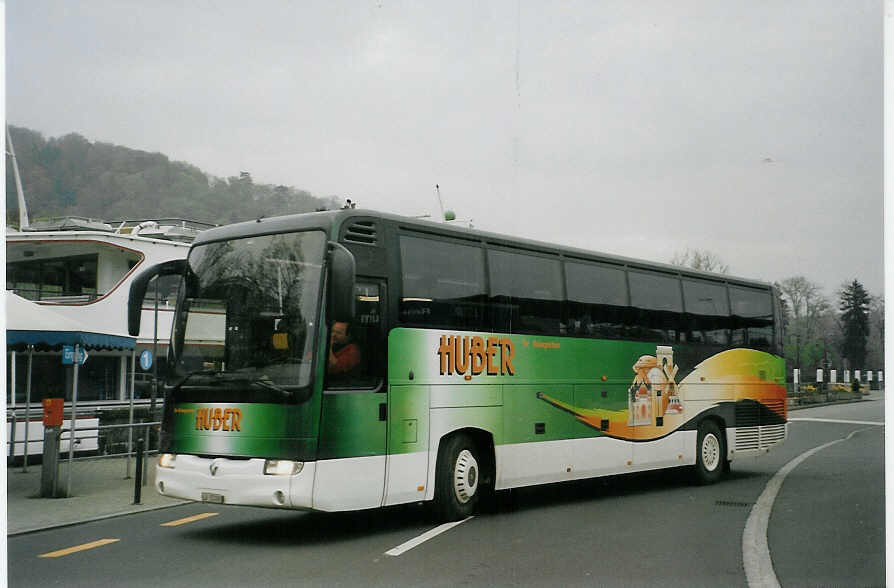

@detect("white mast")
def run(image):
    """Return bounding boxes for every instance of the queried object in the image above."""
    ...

[6,125,30,229]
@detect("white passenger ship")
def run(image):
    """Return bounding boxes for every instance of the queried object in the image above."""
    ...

[6,217,213,456]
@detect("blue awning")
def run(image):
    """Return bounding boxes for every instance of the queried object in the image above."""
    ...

[6,329,136,350]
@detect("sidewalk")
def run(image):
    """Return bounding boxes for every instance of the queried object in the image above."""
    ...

[6,454,188,535]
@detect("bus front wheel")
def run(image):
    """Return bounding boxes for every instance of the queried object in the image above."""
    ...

[435,434,481,521]
[693,420,726,485]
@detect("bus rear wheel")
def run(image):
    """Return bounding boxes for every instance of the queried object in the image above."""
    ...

[693,420,726,485]
[435,434,481,521]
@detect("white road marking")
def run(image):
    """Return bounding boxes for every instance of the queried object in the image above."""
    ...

[788,417,884,426]
[742,427,874,588]
[385,517,473,556]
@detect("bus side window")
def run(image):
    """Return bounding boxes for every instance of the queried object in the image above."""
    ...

[488,249,563,335]
[729,286,774,351]
[681,278,731,345]
[564,260,628,339]
[399,235,487,331]
[627,270,683,344]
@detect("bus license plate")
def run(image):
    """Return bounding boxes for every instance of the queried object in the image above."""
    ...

[201,492,224,504]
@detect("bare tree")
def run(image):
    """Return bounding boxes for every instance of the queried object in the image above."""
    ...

[777,276,829,321]
[776,276,832,370]
[669,249,729,274]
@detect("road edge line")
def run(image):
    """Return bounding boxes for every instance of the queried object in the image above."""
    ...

[38,538,120,558]
[742,427,872,588]
[160,512,219,527]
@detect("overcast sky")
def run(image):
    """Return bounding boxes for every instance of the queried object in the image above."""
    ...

[6,1,883,297]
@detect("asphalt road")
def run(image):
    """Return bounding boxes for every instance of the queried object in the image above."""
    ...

[9,399,884,587]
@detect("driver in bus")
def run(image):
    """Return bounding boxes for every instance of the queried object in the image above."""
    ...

[328,321,362,376]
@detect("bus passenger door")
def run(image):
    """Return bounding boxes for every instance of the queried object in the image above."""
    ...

[384,384,429,506]
[314,280,388,511]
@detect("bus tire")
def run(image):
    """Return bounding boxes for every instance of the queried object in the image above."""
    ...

[693,420,725,485]
[435,433,481,521]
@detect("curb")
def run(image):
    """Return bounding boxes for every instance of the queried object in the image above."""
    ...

[8,500,191,537]
[788,396,881,412]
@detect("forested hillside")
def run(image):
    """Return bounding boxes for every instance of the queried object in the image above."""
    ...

[5,125,338,225]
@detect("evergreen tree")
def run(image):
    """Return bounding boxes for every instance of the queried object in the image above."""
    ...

[838,279,871,369]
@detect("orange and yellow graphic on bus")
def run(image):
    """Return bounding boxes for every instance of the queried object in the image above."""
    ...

[538,346,786,441]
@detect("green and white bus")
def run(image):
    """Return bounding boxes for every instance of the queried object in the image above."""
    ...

[129,209,786,521]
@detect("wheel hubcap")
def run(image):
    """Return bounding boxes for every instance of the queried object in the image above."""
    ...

[453,449,479,504]
[702,433,720,472]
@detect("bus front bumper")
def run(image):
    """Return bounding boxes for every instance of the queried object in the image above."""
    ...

[155,454,316,510]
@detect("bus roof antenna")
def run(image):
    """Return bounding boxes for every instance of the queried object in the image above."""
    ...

[6,125,30,229]
[434,184,457,221]
[435,184,446,221]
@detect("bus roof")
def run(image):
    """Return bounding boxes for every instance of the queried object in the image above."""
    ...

[192,208,774,291]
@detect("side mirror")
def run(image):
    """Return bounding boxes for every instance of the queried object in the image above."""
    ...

[327,242,356,322]
[128,259,186,336]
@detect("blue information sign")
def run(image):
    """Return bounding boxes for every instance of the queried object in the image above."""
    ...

[62,345,88,365]
[140,349,153,371]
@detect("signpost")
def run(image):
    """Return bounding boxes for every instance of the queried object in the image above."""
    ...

[61,344,87,496]
[151,277,160,416]
[128,349,136,479]
[40,398,64,497]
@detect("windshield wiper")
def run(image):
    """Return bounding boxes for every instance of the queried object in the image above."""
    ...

[170,370,294,399]
[168,369,220,389]
[251,376,291,398]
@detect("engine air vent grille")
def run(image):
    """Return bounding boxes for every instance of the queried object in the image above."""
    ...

[760,424,786,446]
[735,426,760,451]
[344,221,377,245]
[764,399,786,421]
[735,423,786,452]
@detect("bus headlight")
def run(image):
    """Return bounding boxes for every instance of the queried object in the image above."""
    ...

[264,460,303,476]
[158,453,177,469]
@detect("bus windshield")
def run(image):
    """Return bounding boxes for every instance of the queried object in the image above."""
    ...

[169,230,326,404]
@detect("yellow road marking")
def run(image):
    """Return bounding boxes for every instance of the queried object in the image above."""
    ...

[161,512,219,527]
[39,538,120,558]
